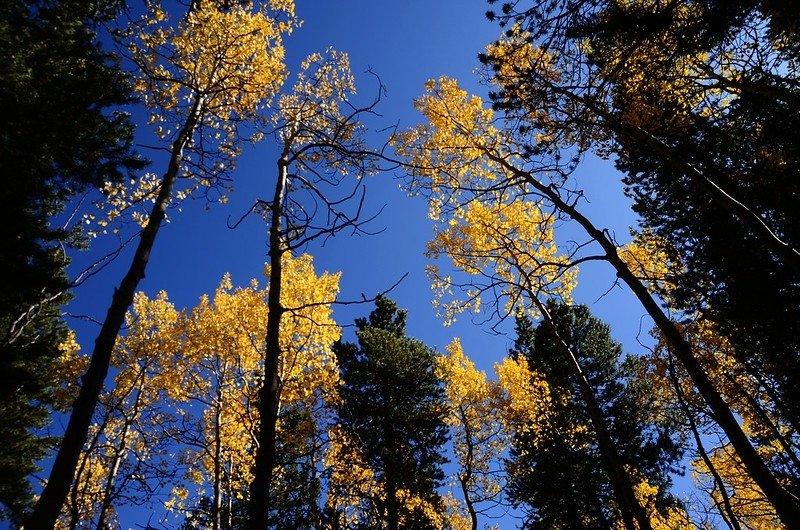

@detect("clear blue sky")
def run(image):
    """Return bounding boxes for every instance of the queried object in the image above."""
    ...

[61,0,670,526]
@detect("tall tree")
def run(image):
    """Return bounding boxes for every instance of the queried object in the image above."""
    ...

[396,72,800,526]
[483,0,800,437]
[27,2,295,526]
[507,305,681,529]
[0,0,143,522]
[327,297,449,530]
[247,49,388,528]
[436,339,511,530]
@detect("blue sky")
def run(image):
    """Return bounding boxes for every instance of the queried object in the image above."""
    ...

[60,0,670,525]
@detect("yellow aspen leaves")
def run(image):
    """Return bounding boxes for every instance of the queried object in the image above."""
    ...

[397,77,576,324]
[324,424,384,527]
[427,198,577,324]
[170,254,340,507]
[618,230,681,296]
[436,339,510,515]
[693,440,782,530]
[86,0,296,236]
[54,254,340,524]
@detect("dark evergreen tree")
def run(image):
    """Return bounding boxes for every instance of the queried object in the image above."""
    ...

[267,407,324,530]
[507,303,682,529]
[331,296,449,530]
[0,0,142,522]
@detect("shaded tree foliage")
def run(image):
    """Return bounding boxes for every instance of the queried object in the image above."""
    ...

[507,304,682,529]
[330,297,449,530]
[483,0,800,430]
[0,0,141,522]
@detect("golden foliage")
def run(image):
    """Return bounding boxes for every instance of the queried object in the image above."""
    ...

[56,254,340,522]
[427,198,577,324]
[618,230,681,296]
[436,339,510,508]
[396,77,576,325]
[85,0,296,236]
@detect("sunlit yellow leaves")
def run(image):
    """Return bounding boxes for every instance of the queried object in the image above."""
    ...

[324,424,383,527]
[495,355,556,440]
[133,1,294,127]
[427,198,576,324]
[693,440,782,530]
[626,479,695,530]
[436,339,510,507]
[56,253,340,523]
[85,1,296,237]
[396,76,507,221]
[618,230,680,296]
[171,253,340,502]
[272,253,342,406]
[52,332,87,409]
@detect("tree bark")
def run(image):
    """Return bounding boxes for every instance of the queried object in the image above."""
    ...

[457,406,479,530]
[26,96,203,530]
[248,156,289,530]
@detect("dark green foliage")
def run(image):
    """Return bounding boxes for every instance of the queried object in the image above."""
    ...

[268,407,324,530]
[0,0,142,521]
[507,304,682,529]
[332,296,449,530]
[585,0,800,430]
[482,0,800,485]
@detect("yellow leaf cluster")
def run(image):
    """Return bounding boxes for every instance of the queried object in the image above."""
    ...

[324,424,384,527]
[170,254,340,497]
[619,478,695,530]
[56,254,341,521]
[86,1,296,238]
[436,339,510,504]
[618,229,681,297]
[693,440,783,530]
[495,355,556,439]
[395,77,507,221]
[133,1,294,127]
[427,198,576,324]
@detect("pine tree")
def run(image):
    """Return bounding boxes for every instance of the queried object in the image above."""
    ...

[507,303,682,529]
[0,0,141,522]
[328,297,449,530]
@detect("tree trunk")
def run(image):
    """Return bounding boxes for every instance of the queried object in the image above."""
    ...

[457,406,479,530]
[501,161,800,527]
[26,96,203,530]
[96,379,145,530]
[666,359,742,530]
[213,403,223,530]
[248,156,289,530]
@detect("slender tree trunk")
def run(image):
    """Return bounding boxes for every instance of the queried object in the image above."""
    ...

[96,383,145,530]
[213,404,224,530]
[248,156,289,530]
[457,406,479,530]
[532,297,652,530]
[26,96,203,530]
[666,359,742,530]
[499,160,800,527]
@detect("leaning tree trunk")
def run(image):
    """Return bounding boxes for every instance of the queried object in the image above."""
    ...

[248,155,289,530]
[26,96,203,530]
[666,359,743,530]
[499,159,800,528]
